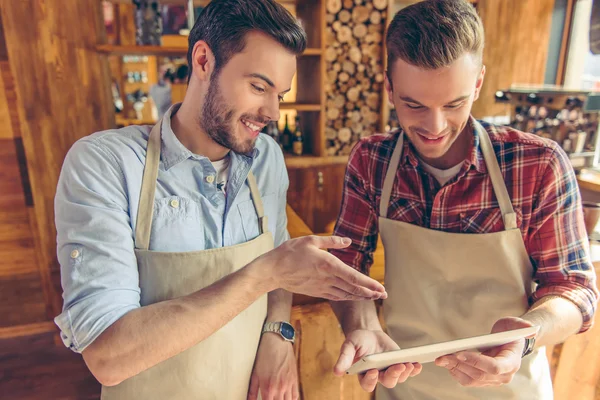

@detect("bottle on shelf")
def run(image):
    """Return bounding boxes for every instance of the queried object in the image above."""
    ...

[292,115,304,156]
[281,115,293,153]
[266,121,282,149]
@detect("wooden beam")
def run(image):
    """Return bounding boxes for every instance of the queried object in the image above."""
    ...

[0,322,56,340]
[556,0,576,86]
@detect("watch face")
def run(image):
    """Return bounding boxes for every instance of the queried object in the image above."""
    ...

[281,322,295,340]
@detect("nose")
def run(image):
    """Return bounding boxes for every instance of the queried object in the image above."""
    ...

[422,109,448,136]
[260,95,281,123]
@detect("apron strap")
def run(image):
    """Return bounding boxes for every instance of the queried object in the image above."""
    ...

[246,171,269,234]
[135,118,270,249]
[135,120,162,250]
[476,122,518,230]
[380,132,404,219]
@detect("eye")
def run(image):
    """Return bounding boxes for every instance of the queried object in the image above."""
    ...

[252,84,265,94]
[405,103,423,110]
[446,103,464,109]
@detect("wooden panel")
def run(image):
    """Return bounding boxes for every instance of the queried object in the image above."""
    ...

[0,273,48,328]
[0,332,101,400]
[288,164,347,234]
[1,60,23,139]
[0,138,43,328]
[0,139,27,209]
[471,0,555,118]
[288,167,317,231]
[0,63,12,139]
[313,163,346,234]
[291,302,371,400]
[1,1,116,319]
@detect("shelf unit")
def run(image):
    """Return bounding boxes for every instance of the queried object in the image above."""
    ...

[99,0,330,162]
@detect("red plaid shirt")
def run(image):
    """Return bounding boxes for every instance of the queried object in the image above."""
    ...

[331,119,599,332]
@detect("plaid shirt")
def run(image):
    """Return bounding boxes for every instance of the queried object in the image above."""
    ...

[331,119,599,332]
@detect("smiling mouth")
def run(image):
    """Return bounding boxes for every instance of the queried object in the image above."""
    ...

[241,118,266,138]
[418,133,444,142]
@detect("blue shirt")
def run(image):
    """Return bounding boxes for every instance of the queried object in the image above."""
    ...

[54,104,290,352]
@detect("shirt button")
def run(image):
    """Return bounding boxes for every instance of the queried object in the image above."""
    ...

[206,175,215,184]
[170,199,180,208]
[70,249,80,259]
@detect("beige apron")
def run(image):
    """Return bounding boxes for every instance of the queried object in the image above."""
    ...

[101,119,273,400]
[376,128,553,399]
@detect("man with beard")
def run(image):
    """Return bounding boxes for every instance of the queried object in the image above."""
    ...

[53,1,387,399]
[330,0,598,399]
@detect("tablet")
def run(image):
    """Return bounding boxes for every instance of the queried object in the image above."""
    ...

[345,326,538,375]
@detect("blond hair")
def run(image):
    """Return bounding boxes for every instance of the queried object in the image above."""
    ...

[386,0,484,71]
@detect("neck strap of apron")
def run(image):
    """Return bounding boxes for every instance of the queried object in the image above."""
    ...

[134,119,269,250]
[379,123,518,231]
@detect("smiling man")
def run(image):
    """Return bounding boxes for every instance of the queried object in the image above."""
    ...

[53,1,389,399]
[330,0,598,399]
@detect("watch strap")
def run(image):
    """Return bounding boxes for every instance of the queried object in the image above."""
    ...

[522,336,535,358]
[262,321,295,343]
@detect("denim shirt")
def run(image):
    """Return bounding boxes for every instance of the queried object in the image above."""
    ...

[54,104,290,352]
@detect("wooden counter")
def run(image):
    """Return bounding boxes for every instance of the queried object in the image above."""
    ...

[578,169,600,193]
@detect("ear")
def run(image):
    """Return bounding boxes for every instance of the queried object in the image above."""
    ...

[190,40,216,82]
[473,65,486,102]
[384,73,394,105]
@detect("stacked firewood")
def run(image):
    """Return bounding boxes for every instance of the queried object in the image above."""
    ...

[325,0,388,156]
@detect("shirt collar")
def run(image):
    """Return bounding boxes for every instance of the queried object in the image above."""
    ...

[160,103,259,170]
[399,116,487,174]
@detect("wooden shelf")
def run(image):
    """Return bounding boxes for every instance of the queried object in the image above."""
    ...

[280,103,321,111]
[97,44,188,56]
[284,154,349,168]
[303,48,322,56]
[98,44,322,57]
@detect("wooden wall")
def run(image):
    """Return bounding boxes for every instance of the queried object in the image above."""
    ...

[0,0,115,333]
[0,4,52,336]
[471,0,556,118]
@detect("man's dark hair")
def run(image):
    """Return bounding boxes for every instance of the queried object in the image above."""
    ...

[186,0,307,80]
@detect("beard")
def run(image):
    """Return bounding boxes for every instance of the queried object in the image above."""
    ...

[199,76,267,155]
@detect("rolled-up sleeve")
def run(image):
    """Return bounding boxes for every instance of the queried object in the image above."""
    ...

[528,145,599,333]
[54,138,140,353]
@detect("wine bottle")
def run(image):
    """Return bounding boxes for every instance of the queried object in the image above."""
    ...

[281,115,292,152]
[292,115,303,156]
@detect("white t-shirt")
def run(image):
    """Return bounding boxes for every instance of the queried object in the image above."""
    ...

[419,159,463,186]
[211,155,230,193]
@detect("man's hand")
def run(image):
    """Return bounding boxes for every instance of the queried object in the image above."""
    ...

[434,317,536,387]
[249,236,388,302]
[333,329,422,392]
[248,333,299,400]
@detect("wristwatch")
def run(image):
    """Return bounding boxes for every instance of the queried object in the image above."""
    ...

[262,321,296,344]
[522,336,535,358]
